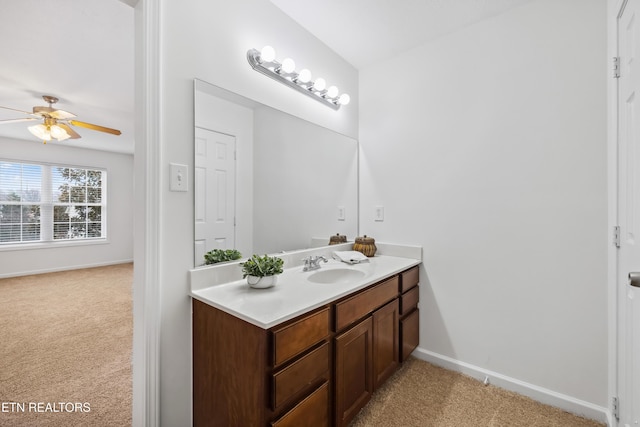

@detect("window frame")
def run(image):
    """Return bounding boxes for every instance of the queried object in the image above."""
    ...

[0,159,107,248]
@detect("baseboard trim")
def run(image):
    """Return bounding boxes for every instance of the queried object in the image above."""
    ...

[413,348,610,425]
[0,259,134,279]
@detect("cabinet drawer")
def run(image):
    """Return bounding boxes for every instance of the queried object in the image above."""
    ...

[400,266,419,293]
[400,285,419,316]
[335,276,399,331]
[400,309,419,361]
[272,342,329,411]
[272,307,330,366]
[271,381,329,427]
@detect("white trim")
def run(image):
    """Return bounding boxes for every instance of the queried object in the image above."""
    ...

[0,238,109,252]
[0,259,133,279]
[0,157,110,174]
[413,348,610,425]
[608,1,626,426]
[132,0,161,426]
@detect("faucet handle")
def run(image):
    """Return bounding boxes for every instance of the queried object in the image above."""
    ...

[302,255,328,264]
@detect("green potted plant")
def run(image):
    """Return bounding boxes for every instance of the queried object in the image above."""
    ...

[204,249,242,265]
[240,254,284,288]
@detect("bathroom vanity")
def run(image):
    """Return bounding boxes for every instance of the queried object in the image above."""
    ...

[191,247,421,427]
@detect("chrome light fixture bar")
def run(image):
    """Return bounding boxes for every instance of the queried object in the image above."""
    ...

[247,46,350,111]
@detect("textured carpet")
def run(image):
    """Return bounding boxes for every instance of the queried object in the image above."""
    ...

[350,357,604,427]
[0,263,133,427]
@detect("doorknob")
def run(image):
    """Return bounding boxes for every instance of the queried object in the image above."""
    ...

[629,272,640,288]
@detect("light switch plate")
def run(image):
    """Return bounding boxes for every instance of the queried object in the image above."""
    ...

[375,206,384,221]
[170,163,188,192]
[338,206,346,221]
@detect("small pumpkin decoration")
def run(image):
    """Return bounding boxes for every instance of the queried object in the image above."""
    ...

[353,235,377,257]
[329,233,347,245]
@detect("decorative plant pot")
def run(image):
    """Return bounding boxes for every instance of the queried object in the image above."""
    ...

[247,274,278,289]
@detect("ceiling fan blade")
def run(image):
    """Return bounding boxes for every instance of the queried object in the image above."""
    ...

[0,105,40,118]
[69,120,121,135]
[57,123,81,139]
[49,109,76,120]
[0,117,38,124]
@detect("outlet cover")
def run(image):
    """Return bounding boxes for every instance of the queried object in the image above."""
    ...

[375,206,384,221]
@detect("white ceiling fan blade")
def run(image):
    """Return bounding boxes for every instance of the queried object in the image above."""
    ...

[0,117,38,124]
[0,105,40,118]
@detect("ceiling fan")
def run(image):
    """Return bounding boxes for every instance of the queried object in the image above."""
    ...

[0,95,121,143]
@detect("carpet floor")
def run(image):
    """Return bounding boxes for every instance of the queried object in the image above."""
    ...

[0,263,133,427]
[350,357,605,427]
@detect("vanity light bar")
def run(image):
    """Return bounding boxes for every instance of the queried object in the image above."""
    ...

[246,46,351,111]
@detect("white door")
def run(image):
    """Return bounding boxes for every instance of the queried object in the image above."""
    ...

[618,0,640,424]
[194,127,236,265]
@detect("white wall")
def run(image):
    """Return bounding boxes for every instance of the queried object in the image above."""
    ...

[359,0,607,409]
[253,106,358,254]
[0,137,134,277]
[150,0,359,425]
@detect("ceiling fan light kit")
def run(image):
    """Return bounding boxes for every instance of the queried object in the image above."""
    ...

[0,95,121,144]
[28,121,71,143]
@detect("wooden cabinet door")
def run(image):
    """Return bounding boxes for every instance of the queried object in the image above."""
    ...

[372,299,399,390]
[400,308,420,362]
[334,317,373,427]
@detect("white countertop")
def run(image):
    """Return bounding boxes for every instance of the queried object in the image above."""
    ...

[190,254,420,329]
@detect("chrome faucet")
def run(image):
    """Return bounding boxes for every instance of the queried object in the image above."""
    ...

[303,255,328,272]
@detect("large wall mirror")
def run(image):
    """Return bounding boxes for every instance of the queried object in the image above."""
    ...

[194,79,358,267]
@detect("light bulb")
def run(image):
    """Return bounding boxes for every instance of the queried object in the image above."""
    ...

[297,69,311,83]
[326,86,339,98]
[338,94,351,105]
[313,78,326,92]
[260,45,275,63]
[281,58,295,74]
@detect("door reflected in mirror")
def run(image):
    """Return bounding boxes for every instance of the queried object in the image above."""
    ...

[194,79,358,267]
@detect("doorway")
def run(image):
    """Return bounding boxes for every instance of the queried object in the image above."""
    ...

[194,127,237,265]
[615,0,640,424]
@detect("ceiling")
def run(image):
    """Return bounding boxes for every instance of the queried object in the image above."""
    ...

[0,0,135,154]
[0,0,533,154]
[269,0,535,69]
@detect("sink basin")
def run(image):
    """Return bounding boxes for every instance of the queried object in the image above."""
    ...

[307,268,366,284]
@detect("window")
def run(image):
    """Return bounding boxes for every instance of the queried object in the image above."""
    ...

[0,161,106,244]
